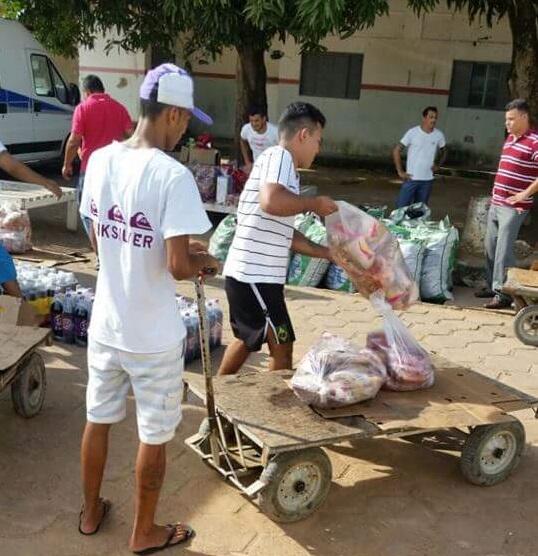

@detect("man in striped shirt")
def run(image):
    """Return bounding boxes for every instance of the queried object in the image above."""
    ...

[220,102,338,375]
[477,99,538,309]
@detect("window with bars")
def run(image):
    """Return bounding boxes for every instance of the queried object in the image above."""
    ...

[448,61,511,110]
[300,52,363,100]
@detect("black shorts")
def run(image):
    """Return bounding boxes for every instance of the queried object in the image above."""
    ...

[225,276,295,352]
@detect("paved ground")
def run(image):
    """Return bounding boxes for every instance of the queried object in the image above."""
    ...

[1,252,537,556]
[1,167,537,555]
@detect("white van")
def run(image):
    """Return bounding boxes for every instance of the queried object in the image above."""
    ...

[0,18,80,163]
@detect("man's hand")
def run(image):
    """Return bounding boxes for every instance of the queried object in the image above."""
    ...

[398,170,412,180]
[506,191,529,205]
[431,164,440,173]
[189,240,209,254]
[62,164,73,180]
[200,253,220,276]
[45,179,63,199]
[312,196,338,217]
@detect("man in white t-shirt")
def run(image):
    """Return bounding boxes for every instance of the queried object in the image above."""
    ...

[219,102,338,376]
[240,104,279,173]
[78,64,218,553]
[392,106,447,208]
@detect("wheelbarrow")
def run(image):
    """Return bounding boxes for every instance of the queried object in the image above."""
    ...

[184,278,538,523]
[0,323,51,417]
[502,266,538,347]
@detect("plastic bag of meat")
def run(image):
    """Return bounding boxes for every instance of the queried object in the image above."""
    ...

[325,201,418,310]
[291,332,387,408]
[0,203,32,253]
[368,291,434,391]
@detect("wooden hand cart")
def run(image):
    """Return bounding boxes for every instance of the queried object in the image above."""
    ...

[184,279,538,523]
[0,324,51,417]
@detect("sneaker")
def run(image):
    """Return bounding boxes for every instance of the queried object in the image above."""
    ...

[475,288,495,298]
[484,295,512,310]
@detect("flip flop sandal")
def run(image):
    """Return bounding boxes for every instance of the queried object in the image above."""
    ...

[78,498,111,535]
[133,523,195,555]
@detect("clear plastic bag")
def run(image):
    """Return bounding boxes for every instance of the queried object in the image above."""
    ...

[368,291,434,391]
[326,201,418,310]
[0,204,32,253]
[291,332,387,408]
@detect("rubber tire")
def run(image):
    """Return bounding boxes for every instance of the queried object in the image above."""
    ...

[257,448,332,523]
[514,306,538,347]
[11,352,47,418]
[460,421,525,486]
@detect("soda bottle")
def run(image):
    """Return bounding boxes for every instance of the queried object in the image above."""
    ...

[74,296,89,347]
[50,290,64,341]
[62,292,75,344]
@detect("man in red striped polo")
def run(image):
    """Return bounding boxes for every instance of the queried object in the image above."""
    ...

[477,99,538,309]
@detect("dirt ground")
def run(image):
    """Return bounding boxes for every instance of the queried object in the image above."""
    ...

[1,164,538,555]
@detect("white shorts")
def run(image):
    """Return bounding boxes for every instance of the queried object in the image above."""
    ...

[86,339,185,445]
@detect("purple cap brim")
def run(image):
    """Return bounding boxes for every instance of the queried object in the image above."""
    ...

[192,106,213,125]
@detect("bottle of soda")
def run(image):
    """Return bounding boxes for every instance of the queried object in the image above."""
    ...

[50,290,64,341]
[74,296,89,347]
[62,292,75,344]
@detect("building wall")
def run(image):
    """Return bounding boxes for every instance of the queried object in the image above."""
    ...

[79,35,146,120]
[189,3,512,166]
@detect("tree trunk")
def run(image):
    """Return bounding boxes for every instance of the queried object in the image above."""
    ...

[235,45,268,162]
[507,0,538,122]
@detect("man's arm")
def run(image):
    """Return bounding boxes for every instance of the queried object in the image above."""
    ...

[88,220,98,254]
[433,146,447,172]
[392,144,411,180]
[506,178,538,206]
[240,139,253,171]
[0,151,62,198]
[62,133,82,180]
[166,235,219,281]
[291,230,331,260]
[259,183,337,218]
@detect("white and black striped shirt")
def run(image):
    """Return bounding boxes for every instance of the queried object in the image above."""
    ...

[223,146,299,284]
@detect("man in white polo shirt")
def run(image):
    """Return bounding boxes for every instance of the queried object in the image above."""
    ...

[78,64,218,553]
[219,102,337,376]
[393,106,447,208]
[240,104,279,173]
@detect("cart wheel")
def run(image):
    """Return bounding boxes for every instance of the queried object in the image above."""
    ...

[257,448,332,523]
[514,306,538,347]
[11,352,47,418]
[460,421,525,486]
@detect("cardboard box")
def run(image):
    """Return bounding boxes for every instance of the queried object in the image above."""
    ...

[0,295,41,326]
[189,147,220,166]
[167,146,220,166]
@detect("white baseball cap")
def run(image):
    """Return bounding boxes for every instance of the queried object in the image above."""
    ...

[139,63,213,125]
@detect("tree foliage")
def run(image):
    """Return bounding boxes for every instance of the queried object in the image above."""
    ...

[0,0,393,59]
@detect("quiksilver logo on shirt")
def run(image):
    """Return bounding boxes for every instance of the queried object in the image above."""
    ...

[93,200,154,249]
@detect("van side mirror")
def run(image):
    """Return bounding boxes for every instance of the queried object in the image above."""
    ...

[68,83,81,106]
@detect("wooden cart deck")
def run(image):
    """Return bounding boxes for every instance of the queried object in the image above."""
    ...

[184,356,538,454]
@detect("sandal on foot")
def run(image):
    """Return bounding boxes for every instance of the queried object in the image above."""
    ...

[133,523,195,555]
[78,498,111,535]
